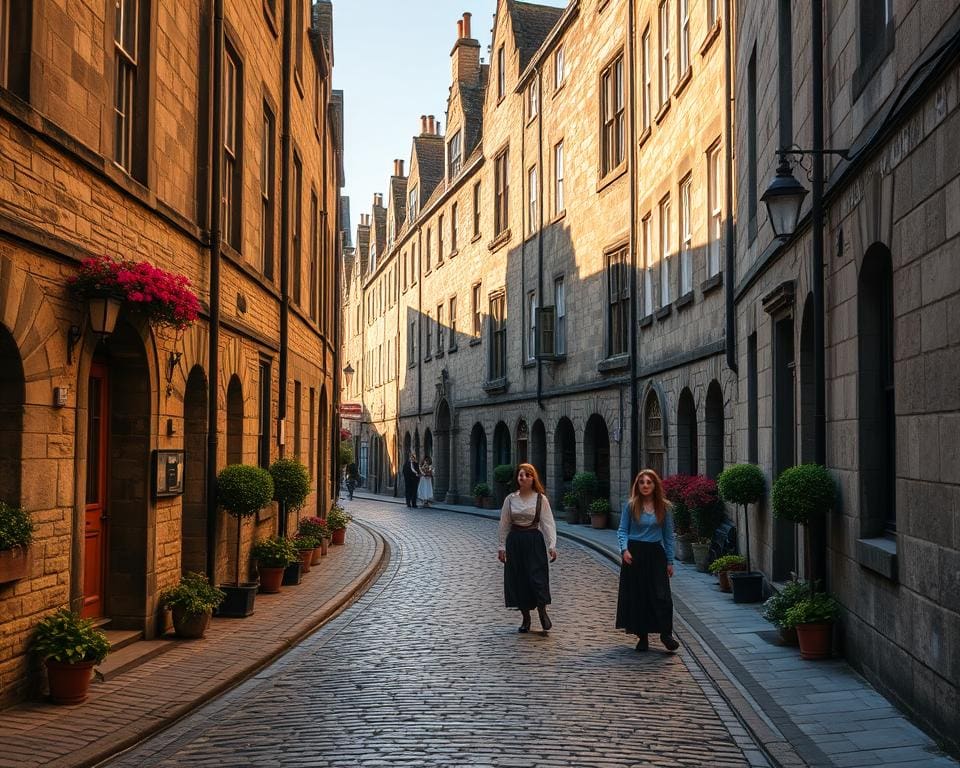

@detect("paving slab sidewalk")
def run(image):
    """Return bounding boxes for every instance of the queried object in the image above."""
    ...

[0,522,387,768]
[354,491,957,768]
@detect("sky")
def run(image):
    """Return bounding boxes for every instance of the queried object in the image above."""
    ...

[332,0,566,240]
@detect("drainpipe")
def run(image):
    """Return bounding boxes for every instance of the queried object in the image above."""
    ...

[812,0,826,466]
[536,65,544,409]
[205,0,223,584]
[627,0,640,477]
[277,0,293,534]
[723,0,737,374]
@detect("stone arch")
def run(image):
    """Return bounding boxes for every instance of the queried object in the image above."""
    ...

[642,387,667,477]
[182,365,207,575]
[403,431,412,459]
[677,387,698,475]
[469,423,487,489]
[493,421,511,467]
[705,380,724,479]
[226,375,243,465]
[414,427,421,460]
[530,419,547,486]
[515,418,529,464]
[584,414,611,501]
[435,400,452,499]
[424,428,434,464]
[0,324,24,507]
[554,416,577,501]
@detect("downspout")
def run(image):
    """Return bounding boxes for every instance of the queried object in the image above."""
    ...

[627,0,640,477]
[417,225,423,418]
[277,0,293,534]
[520,111,527,383]
[812,0,826,466]
[536,65,544,409]
[723,0,737,374]
[205,0,223,583]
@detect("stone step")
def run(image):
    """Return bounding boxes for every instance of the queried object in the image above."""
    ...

[102,629,142,652]
[95,639,176,682]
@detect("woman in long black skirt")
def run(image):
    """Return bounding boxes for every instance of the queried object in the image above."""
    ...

[616,469,680,652]
[498,463,558,633]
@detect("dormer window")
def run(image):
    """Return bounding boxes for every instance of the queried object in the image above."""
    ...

[408,185,419,223]
[448,130,462,179]
[554,45,565,89]
[369,244,377,274]
[527,79,539,120]
[497,45,506,100]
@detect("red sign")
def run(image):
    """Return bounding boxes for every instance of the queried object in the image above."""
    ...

[339,402,362,419]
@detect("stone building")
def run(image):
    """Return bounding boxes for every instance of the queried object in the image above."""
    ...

[0,0,343,703]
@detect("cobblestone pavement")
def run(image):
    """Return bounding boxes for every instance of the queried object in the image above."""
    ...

[106,499,765,768]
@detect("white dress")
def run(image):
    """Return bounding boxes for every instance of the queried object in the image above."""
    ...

[417,467,434,503]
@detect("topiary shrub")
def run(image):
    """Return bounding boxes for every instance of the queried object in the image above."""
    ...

[0,500,34,551]
[717,464,765,506]
[493,464,516,485]
[588,498,611,516]
[217,464,274,586]
[572,471,599,498]
[472,482,491,498]
[269,457,311,513]
[772,464,835,526]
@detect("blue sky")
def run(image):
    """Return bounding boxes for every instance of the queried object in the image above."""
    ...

[332,0,565,235]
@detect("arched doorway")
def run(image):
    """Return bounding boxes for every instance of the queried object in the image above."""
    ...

[424,428,434,464]
[531,420,547,484]
[226,376,243,465]
[470,423,487,489]
[493,421,511,467]
[435,400,451,500]
[182,366,207,576]
[705,381,724,479]
[0,325,24,507]
[677,388,698,475]
[553,417,576,501]
[643,391,665,477]
[414,428,421,461]
[584,414,611,501]
[515,419,528,464]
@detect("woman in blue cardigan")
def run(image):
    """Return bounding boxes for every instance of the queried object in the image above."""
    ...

[615,469,680,652]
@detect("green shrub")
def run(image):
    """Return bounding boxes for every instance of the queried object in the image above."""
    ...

[562,491,579,510]
[493,464,515,485]
[472,482,491,498]
[761,580,811,628]
[326,505,352,531]
[159,572,225,615]
[339,440,354,467]
[717,464,765,506]
[783,592,841,628]
[588,498,611,516]
[0,501,33,550]
[572,471,599,497]
[250,536,299,567]
[217,465,274,518]
[33,609,110,665]
[772,464,835,526]
[293,535,318,550]
[269,458,311,512]
[708,554,746,574]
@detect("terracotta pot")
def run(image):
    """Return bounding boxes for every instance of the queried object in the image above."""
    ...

[321,538,330,555]
[779,626,798,646]
[796,621,833,660]
[311,546,323,565]
[171,607,212,639]
[0,545,31,583]
[692,542,711,572]
[298,547,313,572]
[718,570,733,592]
[332,527,346,545]
[258,566,285,593]
[590,513,608,529]
[45,659,96,705]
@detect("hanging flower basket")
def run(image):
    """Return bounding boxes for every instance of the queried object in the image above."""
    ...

[69,255,200,330]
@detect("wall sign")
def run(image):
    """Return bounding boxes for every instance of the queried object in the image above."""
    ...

[153,449,185,497]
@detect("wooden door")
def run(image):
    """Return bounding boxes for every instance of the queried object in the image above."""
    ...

[82,362,109,619]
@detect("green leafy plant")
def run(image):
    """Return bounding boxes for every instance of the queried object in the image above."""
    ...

[772,464,835,526]
[218,464,274,586]
[493,464,515,485]
[691,503,722,543]
[339,440,354,467]
[0,501,34,550]
[783,592,840,628]
[250,536,299,568]
[293,535,319,550]
[298,516,329,540]
[33,609,110,665]
[588,498,611,516]
[472,482,491,498]
[562,491,579,510]
[708,554,746,574]
[269,458,311,513]
[326,505,352,532]
[572,471,599,498]
[761,580,811,628]
[159,572,226,615]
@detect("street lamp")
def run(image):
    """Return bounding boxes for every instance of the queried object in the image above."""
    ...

[761,158,808,239]
[342,363,354,391]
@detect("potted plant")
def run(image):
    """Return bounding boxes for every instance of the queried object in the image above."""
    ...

[492,464,515,507]
[0,500,34,583]
[293,535,318,573]
[717,463,766,603]
[772,464,835,596]
[761,579,809,645]
[270,456,311,526]
[251,536,299,593]
[588,498,611,529]
[159,572,226,639]
[783,591,840,659]
[217,464,274,616]
[299,516,329,562]
[572,471,599,524]
[327,505,352,545]
[708,554,747,593]
[685,476,721,572]
[472,482,491,508]
[33,609,110,704]
[663,475,695,563]
[561,491,580,524]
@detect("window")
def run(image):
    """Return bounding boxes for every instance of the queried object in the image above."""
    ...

[527,291,537,361]
[658,1,671,106]
[408,185,418,223]
[369,243,376,274]
[601,55,625,175]
[411,242,418,284]
[680,177,692,296]
[747,46,758,241]
[261,104,275,279]
[294,380,302,461]
[425,229,432,271]
[607,249,629,357]
[313,60,320,134]
[292,152,303,304]
[707,142,722,276]
[448,296,458,350]
[408,318,417,365]
[489,293,506,380]
[554,277,566,355]
[258,360,271,468]
[472,283,482,336]
[747,332,758,462]
[308,387,315,473]
[860,0,893,69]
[553,141,564,215]
[641,27,651,130]
[494,149,509,236]
[642,214,653,315]
[448,130,462,179]
[0,0,30,99]
[222,44,243,248]
[678,0,690,76]
[708,0,719,27]
[554,45,565,88]
[113,0,143,177]
[528,166,538,235]
[778,0,793,149]
[310,191,318,319]
[295,0,304,80]
[402,250,408,289]
[527,78,539,119]
[451,203,458,252]
[660,197,671,307]
[425,312,432,358]
[473,181,481,237]
[644,392,665,478]
[438,215,445,262]
[436,303,444,355]
[497,45,505,100]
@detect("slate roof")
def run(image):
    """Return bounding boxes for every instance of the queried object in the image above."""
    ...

[412,135,446,208]
[390,175,408,224]
[313,1,333,63]
[372,203,387,261]
[340,195,352,248]
[356,222,370,277]
[510,1,565,71]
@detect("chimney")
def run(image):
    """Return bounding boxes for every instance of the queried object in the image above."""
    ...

[428,115,436,134]
[373,193,383,208]
[457,19,463,38]
[451,13,481,87]
[393,159,405,177]
[420,115,428,134]
[463,12,472,39]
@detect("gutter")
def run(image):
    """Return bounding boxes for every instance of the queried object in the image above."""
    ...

[723,0,737,373]
[627,0,640,476]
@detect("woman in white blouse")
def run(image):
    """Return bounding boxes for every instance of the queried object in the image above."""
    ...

[498,463,558,633]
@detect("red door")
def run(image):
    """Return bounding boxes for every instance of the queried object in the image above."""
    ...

[82,363,109,619]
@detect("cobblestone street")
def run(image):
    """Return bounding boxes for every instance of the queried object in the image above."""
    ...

[106,499,761,767]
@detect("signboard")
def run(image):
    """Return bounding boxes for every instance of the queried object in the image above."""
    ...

[153,449,185,497]
[339,402,362,419]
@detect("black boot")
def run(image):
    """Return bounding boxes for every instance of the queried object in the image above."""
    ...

[635,635,649,652]
[518,610,531,633]
[537,605,552,632]
[660,633,679,651]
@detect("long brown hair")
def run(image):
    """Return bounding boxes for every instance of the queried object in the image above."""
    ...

[515,463,546,495]
[629,469,667,525]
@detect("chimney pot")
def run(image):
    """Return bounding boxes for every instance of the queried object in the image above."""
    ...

[399,159,405,176]
[420,115,427,134]
[428,115,436,134]
[457,19,463,38]
[463,12,472,38]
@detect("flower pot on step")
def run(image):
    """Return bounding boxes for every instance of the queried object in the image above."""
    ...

[332,528,346,545]
[171,607,212,639]
[259,566,286,593]
[796,621,833,659]
[311,546,322,565]
[730,571,764,603]
[779,626,798,646]
[321,538,330,555]
[45,659,97,705]
[590,513,608,529]
[298,548,313,573]
[691,542,711,572]
[718,570,733,592]
[0,545,31,583]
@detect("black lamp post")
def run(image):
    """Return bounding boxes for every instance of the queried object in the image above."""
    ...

[761,159,808,239]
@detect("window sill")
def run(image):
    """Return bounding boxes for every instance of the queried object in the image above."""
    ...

[469,338,482,347]
[482,377,508,394]
[654,305,672,321]
[552,80,566,99]
[674,291,694,311]
[436,350,444,359]
[449,249,459,258]
[654,100,671,125]
[262,0,279,37]
[638,125,652,149]
[522,359,536,369]
[550,210,566,225]
[543,352,567,364]
[487,229,512,253]
[448,345,458,354]
[639,313,654,329]
[294,69,304,100]
[673,68,692,98]
[597,355,629,373]
[701,271,723,295]
[856,536,898,581]
[597,163,628,193]
[700,18,722,57]
[424,355,432,362]
[471,233,482,244]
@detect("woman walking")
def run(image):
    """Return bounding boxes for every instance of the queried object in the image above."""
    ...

[498,463,558,633]
[417,457,434,507]
[616,469,680,652]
